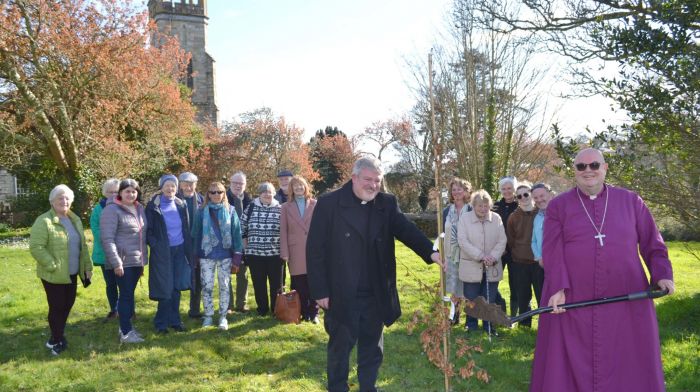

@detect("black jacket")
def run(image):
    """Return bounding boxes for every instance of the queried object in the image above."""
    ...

[306,181,435,327]
[227,190,252,218]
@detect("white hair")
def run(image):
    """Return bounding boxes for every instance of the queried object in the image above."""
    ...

[49,184,74,203]
[498,176,518,191]
[230,171,247,182]
[257,182,275,194]
[101,178,120,197]
[352,156,383,176]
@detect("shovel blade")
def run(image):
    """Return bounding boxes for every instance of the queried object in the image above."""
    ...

[463,296,512,327]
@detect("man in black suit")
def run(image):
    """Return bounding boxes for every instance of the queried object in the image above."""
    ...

[227,171,252,313]
[307,157,443,392]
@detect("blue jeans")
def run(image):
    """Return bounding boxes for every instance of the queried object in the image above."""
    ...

[115,266,142,335]
[101,265,118,312]
[463,275,499,332]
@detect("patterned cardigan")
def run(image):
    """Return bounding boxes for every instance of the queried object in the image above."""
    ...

[240,198,281,256]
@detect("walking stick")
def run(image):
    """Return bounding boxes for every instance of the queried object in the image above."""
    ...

[464,288,669,327]
[428,50,450,392]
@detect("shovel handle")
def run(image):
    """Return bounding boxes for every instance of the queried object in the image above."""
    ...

[511,288,668,324]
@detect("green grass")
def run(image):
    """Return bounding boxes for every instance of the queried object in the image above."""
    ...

[0,240,698,391]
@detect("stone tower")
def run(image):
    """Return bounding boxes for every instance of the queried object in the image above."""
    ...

[148,0,218,125]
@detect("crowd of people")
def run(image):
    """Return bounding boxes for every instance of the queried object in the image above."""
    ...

[29,169,318,351]
[28,151,675,392]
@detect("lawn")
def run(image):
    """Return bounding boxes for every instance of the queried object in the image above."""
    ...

[0,239,698,391]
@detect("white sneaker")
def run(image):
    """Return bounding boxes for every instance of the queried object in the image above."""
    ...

[202,317,213,327]
[218,317,228,331]
[118,328,143,338]
[120,329,144,344]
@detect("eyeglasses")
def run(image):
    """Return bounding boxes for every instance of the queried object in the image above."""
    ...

[209,191,224,195]
[575,162,601,171]
[516,193,530,199]
[231,181,245,186]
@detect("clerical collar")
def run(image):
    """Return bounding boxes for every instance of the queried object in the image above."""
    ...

[579,184,607,200]
[351,191,370,206]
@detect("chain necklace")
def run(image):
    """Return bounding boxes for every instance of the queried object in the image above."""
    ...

[576,186,609,246]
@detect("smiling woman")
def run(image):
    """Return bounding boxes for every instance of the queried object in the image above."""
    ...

[29,184,93,355]
[190,181,243,330]
[100,178,147,344]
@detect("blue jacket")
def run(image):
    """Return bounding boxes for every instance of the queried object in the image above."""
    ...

[191,204,243,259]
[146,193,192,301]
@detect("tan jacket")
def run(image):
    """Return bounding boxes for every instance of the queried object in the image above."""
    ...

[457,210,507,283]
[280,198,317,276]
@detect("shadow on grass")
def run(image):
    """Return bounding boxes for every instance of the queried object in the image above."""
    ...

[656,292,700,338]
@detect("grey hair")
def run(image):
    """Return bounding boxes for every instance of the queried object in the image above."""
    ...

[470,189,493,207]
[352,157,383,176]
[532,182,552,192]
[257,182,275,194]
[101,178,120,198]
[49,184,74,203]
[498,176,518,191]
[230,171,247,182]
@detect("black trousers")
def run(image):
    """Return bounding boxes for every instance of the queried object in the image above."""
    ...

[246,255,284,316]
[41,275,77,343]
[291,274,318,320]
[325,296,384,392]
[503,253,518,316]
[510,262,545,327]
[189,264,202,316]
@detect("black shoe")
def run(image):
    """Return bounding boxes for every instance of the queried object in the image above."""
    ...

[156,328,169,334]
[171,324,186,332]
[104,311,118,322]
[49,341,66,356]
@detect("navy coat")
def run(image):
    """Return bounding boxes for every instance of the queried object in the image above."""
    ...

[306,181,435,327]
[146,193,192,301]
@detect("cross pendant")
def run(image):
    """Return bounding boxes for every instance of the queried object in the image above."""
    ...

[595,233,606,246]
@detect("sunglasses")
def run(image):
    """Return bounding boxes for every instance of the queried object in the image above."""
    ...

[575,161,601,171]
[516,192,530,199]
[209,190,224,195]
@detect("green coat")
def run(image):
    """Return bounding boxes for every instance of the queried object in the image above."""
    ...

[89,200,106,266]
[30,209,92,284]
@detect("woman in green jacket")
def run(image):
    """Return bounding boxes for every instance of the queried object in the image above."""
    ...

[29,184,93,356]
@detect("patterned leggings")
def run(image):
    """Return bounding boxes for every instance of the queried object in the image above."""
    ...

[200,258,232,317]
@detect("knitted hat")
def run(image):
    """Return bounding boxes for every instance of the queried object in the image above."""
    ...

[178,172,198,183]
[277,169,293,178]
[159,174,178,189]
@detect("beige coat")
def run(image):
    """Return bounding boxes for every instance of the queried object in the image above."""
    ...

[456,209,507,283]
[280,198,317,276]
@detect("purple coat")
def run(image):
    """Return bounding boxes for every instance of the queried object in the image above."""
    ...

[530,185,673,391]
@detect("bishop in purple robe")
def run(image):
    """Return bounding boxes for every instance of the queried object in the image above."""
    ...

[530,148,675,392]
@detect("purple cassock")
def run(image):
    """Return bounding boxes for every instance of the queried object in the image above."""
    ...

[530,185,673,392]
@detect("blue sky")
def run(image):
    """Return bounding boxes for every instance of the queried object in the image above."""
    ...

[204,0,618,143]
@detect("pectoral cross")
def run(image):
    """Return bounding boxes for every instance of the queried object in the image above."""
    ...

[595,233,606,246]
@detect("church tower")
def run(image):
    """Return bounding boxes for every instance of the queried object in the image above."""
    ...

[148,0,218,125]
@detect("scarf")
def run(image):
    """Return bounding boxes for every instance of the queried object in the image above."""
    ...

[201,202,232,257]
[447,203,470,265]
